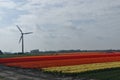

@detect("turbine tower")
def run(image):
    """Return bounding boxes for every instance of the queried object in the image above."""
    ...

[16,25,33,54]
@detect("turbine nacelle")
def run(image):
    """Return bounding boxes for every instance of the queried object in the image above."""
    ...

[19,32,33,43]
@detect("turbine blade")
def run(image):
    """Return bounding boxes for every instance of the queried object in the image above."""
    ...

[16,25,22,33]
[19,35,23,43]
[24,32,33,34]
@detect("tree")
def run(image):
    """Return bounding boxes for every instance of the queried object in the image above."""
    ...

[0,50,3,55]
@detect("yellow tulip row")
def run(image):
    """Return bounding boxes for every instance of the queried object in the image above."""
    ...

[43,61,120,73]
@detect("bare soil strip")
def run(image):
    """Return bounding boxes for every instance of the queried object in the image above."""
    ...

[0,65,97,80]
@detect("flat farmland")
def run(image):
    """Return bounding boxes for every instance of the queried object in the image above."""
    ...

[0,52,120,80]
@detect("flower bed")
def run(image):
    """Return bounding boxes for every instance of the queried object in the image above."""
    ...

[0,52,120,73]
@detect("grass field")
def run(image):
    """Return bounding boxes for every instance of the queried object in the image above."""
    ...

[73,67,120,80]
[0,76,5,80]
[0,54,42,58]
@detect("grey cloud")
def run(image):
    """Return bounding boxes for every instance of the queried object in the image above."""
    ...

[1,0,120,52]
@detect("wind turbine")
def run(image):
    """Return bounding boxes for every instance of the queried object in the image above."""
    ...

[16,25,33,54]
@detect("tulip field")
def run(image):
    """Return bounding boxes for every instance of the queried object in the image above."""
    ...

[43,61,120,73]
[0,52,120,80]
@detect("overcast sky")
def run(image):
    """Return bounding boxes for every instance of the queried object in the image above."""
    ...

[0,0,120,52]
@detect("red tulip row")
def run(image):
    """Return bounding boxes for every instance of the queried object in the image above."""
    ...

[0,52,120,64]
[5,56,120,68]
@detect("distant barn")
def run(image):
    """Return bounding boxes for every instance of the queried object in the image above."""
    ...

[30,49,39,54]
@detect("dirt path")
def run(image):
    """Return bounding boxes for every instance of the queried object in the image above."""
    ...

[0,65,56,80]
[0,65,97,80]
